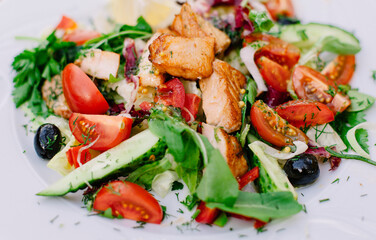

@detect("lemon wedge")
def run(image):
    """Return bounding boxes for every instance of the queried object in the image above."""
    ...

[110,0,180,30]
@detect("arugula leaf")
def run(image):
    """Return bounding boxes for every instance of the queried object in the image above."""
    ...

[148,109,239,206]
[207,191,302,222]
[12,31,79,117]
[355,128,369,154]
[83,17,152,53]
[330,111,367,150]
[248,10,274,33]
[127,155,172,189]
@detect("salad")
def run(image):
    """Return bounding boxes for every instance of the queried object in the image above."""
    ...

[11,0,376,232]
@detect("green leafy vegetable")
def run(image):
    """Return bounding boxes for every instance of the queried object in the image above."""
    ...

[148,109,239,205]
[172,181,184,191]
[207,191,302,222]
[330,111,367,150]
[355,128,369,154]
[248,10,274,33]
[83,17,153,53]
[127,154,172,189]
[347,90,375,112]
[148,109,239,206]
[12,31,80,117]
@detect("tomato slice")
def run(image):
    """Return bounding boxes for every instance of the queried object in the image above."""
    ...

[256,57,290,92]
[194,202,220,224]
[255,42,300,69]
[250,100,308,147]
[238,167,259,190]
[275,100,335,129]
[155,78,186,109]
[321,55,356,85]
[56,15,77,30]
[181,93,201,122]
[264,0,295,21]
[69,113,133,151]
[63,29,101,45]
[292,66,351,113]
[62,63,109,114]
[139,101,153,111]
[93,180,163,224]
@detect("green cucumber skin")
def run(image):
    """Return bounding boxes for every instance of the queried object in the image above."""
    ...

[280,23,361,53]
[250,155,278,194]
[37,132,167,196]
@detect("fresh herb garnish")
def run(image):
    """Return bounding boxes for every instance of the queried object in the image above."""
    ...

[248,10,274,33]
[319,198,330,203]
[325,147,376,166]
[172,181,184,191]
[12,31,79,117]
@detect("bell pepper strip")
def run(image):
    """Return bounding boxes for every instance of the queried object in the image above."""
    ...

[238,166,260,190]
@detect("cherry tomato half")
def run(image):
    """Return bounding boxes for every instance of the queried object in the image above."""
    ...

[250,100,308,147]
[93,180,163,224]
[292,66,351,113]
[255,41,300,69]
[321,55,356,85]
[63,29,101,46]
[69,113,133,151]
[62,63,109,114]
[256,56,290,92]
[155,78,186,109]
[264,0,295,21]
[275,100,335,129]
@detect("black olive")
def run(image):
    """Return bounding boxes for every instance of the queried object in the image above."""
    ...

[34,123,62,159]
[284,154,320,187]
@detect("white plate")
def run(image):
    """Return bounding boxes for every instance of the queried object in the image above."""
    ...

[1,0,376,239]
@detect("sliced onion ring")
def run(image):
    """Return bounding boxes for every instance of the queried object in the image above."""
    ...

[250,140,308,160]
[346,122,376,159]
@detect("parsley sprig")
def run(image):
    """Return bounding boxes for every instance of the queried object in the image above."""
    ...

[12,31,80,117]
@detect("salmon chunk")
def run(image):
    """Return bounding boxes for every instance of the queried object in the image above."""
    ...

[137,33,166,87]
[149,34,215,80]
[199,59,246,133]
[42,75,72,119]
[202,123,248,178]
[76,49,120,80]
[171,3,231,54]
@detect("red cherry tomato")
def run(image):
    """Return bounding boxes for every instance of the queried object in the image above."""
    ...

[93,180,163,224]
[292,66,351,113]
[194,201,220,224]
[155,78,186,109]
[139,101,153,111]
[56,15,77,30]
[255,42,300,69]
[250,100,308,147]
[321,55,356,85]
[181,93,201,122]
[256,56,290,92]
[63,29,101,45]
[62,63,109,114]
[69,113,133,151]
[275,100,335,129]
[264,0,295,21]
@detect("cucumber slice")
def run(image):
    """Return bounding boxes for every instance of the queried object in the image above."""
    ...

[280,23,361,54]
[37,129,167,196]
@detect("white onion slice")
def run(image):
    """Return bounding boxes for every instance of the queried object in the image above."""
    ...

[306,124,347,152]
[346,122,376,159]
[152,170,178,198]
[240,43,268,94]
[250,140,308,160]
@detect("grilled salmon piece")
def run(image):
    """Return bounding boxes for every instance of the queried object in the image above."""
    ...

[137,33,166,87]
[149,34,215,80]
[171,3,231,54]
[76,49,120,80]
[42,75,72,119]
[202,123,248,178]
[199,59,246,133]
